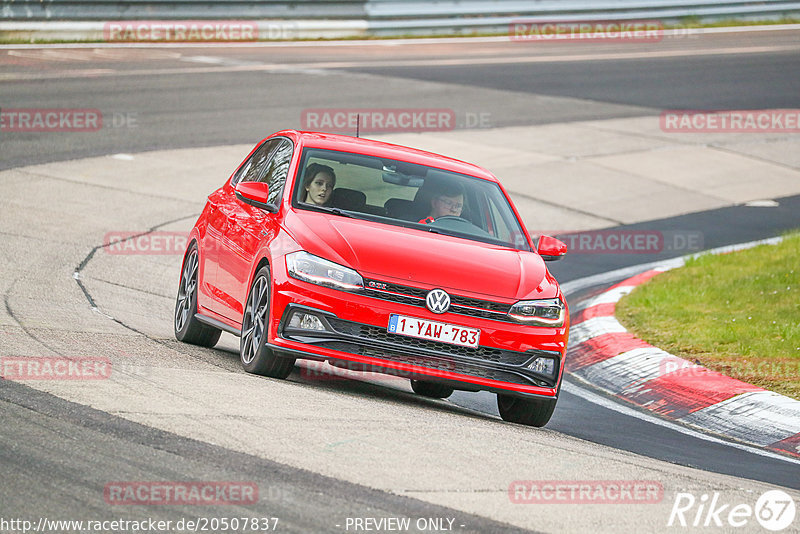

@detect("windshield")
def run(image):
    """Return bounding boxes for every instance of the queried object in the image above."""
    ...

[292,147,531,251]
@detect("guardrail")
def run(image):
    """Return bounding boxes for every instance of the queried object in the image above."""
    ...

[0,0,366,20]
[1,0,799,39]
[368,0,800,35]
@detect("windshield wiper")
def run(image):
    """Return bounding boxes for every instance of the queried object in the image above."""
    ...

[420,223,517,248]
[306,205,356,218]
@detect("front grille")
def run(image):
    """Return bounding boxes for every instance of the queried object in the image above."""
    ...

[363,279,513,321]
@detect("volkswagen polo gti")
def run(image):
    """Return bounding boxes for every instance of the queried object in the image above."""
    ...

[175,130,569,427]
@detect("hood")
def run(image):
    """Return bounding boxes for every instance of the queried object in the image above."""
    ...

[284,209,557,301]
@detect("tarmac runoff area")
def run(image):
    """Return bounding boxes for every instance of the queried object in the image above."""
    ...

[1,115,800,532]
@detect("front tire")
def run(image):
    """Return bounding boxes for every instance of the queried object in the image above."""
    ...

[410,380,454,399]
[174,245,221,347]
[240,265,295,378]
[497,394,557,427]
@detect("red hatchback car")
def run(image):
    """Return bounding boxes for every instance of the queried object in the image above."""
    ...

[175,130,569,427]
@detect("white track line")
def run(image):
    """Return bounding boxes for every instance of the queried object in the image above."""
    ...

[563,379,800,465]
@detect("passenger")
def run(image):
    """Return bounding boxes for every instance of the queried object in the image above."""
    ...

[302,163,336,206]
[419,183,465,224]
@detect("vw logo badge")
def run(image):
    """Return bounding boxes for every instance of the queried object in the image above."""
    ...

[426,289,451,314]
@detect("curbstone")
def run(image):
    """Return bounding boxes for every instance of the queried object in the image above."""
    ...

[565,241,800,458]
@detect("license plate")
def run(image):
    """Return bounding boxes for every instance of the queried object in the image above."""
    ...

[388,314,480,348]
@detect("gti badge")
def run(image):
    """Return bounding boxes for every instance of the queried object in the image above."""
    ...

[426,289,451,314]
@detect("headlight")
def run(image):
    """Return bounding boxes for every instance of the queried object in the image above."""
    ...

[508,297,565,326]
[285,251,363,291]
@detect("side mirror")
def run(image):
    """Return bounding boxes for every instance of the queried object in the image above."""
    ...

[537,235,567,261]
[235,182,278,213]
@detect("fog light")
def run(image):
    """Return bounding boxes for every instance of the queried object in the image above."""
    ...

[528,357,556,376]
[288,312,327,331]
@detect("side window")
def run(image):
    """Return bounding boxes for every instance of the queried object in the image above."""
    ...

[231,157,254,186]
[260,139,293,205]
[231,139,279,186]
[231,138,293,205]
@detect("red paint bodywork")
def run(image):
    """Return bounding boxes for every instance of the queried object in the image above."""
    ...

[185,130,569,398]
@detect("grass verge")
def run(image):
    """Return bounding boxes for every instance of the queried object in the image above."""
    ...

[616,231,800,400]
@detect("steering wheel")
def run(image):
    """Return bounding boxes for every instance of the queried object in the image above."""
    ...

[430,215,493,239]
[433,215,471,224]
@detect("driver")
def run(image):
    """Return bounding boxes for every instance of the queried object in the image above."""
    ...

[419,183,465,224]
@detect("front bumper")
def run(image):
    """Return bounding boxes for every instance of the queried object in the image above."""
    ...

[268,265,567,399]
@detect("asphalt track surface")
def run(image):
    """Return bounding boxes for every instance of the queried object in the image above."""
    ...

[1,380,521,534]
[1,28,799,532]
[2,29,799,170]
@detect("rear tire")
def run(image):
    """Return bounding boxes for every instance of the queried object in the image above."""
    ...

[240,265,295,378]
[174,245,221,348]
[410,380,454,399]
[497,394,557,427]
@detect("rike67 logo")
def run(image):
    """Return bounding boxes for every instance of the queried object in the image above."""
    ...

[668,490,796,531]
